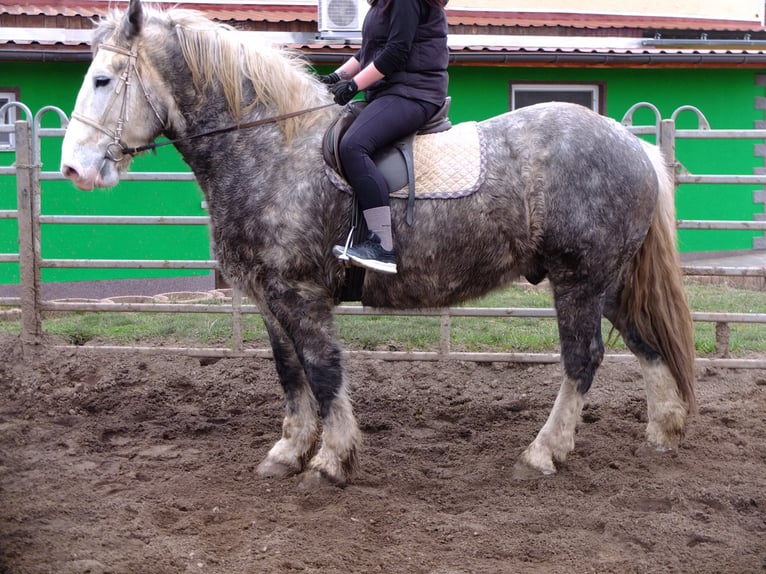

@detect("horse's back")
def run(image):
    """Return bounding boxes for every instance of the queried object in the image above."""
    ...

[480,102,654,187]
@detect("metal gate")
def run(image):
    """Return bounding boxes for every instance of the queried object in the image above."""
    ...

[1,101,765,368]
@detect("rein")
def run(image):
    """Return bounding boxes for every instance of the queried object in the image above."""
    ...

[119,102,336,158]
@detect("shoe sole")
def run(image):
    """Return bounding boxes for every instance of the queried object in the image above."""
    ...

[347,254,397,274]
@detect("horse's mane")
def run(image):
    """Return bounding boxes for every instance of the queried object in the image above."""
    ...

[97,5,331,140]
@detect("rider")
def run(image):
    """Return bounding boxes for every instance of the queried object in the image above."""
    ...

[320,0,449,274]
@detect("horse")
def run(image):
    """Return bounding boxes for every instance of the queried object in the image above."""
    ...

[60,0,696,486]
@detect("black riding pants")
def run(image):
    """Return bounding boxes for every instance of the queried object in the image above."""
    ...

[338,95,438,212]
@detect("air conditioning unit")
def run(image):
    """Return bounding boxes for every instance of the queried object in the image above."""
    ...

[318,0,369,39]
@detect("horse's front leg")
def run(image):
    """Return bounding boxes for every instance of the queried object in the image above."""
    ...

[258,284,361,486]
[256,308,320,479]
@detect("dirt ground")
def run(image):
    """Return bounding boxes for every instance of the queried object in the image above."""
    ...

[0,334,764,574]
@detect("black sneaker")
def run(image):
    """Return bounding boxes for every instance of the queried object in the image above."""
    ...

[333,234,398,274]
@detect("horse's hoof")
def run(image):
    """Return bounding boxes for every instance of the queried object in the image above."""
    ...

[512,458,556,480]
[645,422,684,452]
[515,443,557,479]
[297,468,346,490]
[256,459,301,479]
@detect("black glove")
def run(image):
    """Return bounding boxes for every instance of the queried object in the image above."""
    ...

[318,72,341,85]
[330,79,359,106]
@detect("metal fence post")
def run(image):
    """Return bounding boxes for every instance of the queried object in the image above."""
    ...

[15,120,42,346]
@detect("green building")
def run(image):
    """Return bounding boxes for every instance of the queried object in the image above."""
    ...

[1,1,765,288]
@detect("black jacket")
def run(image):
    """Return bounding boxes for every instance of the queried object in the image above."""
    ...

[355,0,449,105]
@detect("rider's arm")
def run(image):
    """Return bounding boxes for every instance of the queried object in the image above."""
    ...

[333,56,383,91]
[334,57,361,80]
[372,0,420,75]
[352,63,384,90]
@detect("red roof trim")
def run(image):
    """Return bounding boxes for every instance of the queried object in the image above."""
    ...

[446,10,765,32]
[0,2,317,22]
[1,2,764,32]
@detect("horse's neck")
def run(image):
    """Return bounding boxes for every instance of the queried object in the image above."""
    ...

[150,36,330,148]
[172,108,327,205]
[150,46,330,195]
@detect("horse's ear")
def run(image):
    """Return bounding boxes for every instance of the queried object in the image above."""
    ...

[126,0,144,39]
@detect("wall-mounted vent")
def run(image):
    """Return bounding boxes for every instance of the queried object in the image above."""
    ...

[318,0,369,39]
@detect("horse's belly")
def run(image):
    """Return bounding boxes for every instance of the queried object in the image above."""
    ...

[360,266,523,309]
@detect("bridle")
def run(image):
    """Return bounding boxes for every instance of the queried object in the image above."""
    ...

[70,42,165,163]
[70,39,335,163]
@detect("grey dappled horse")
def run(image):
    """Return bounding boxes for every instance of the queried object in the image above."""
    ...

[60,0,696,486]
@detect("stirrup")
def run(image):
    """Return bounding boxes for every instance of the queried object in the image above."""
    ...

[333,225,355,261]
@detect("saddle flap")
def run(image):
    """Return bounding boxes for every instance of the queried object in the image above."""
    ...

[373,141,411,193]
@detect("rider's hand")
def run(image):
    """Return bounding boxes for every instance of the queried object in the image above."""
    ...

[318,72,341,85]
[330,79,359,106]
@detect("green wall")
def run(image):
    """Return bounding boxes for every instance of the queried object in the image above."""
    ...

[0,61,210,284]
[1,61,764,286]
[445,65,764,253]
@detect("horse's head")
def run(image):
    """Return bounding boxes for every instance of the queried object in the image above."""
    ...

[61,0,168,190]
[62,0,338,190]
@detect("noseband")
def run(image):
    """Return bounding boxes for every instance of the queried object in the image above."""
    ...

[70,41,165,163]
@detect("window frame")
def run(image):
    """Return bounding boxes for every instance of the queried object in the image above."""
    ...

[0,88,20,151]
[509,82,606,114]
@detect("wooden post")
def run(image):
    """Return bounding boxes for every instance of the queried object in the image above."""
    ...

[15,120,42,347]
[439,311,451,356]
[231,288,243,352]
[715,322,730,358]
[659,119,677,186]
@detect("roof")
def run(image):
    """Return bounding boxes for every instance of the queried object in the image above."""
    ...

[0,2,316,23]
[3,1,766,65]
[2,1,765,31]
[448,11,766,33]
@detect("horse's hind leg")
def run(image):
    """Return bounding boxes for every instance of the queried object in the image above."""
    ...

[606,314,687,451]
[256,310,320,478]
[640,357,687,451]
[516,287,605,477]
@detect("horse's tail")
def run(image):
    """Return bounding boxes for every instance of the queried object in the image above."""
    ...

[620,141,697,413]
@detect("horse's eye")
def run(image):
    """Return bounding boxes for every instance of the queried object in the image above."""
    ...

[94,76,110,88]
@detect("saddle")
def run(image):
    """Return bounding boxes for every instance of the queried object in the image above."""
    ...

[322,97,452,226]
